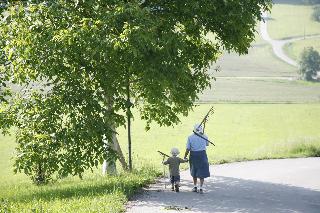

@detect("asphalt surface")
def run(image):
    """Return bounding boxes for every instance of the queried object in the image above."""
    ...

[126,158,320,213]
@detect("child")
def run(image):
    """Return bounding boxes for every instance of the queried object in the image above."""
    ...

[163,147,188,192]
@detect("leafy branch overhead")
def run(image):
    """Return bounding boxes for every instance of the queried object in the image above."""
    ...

[0,0,272,182]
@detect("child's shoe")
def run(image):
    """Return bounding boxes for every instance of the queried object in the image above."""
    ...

[171,185,175,191]
[175,184,179,192]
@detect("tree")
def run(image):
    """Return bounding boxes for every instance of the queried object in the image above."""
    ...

[299,47,320,81]
[0,0,272,183]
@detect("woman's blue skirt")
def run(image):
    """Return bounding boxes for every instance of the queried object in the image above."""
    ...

[189,150,210,178]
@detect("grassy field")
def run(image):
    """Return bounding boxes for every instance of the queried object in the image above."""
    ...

[1,104,320,212]
[212,44,298,78]
[284,38,320,60]
[201,78,320,103]
[268,3,320,40]
[116,104,320,166]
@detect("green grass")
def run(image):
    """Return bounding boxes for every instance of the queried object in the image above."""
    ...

[1,104,320,212]
[116,104,320,166]
[284,38,320,60]
[254,137,320,159]
[200,78,320,103]
[0,169,160,213]
[0,135,160,213]
[213,44,298,78]
[268,3,320,40]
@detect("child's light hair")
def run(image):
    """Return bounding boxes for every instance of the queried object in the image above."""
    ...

[171,147,180,156]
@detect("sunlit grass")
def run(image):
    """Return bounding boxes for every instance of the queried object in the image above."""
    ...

[268,4,320,40]
[116,104,320,168]
[253,136,320,159]
[0,166,160,212]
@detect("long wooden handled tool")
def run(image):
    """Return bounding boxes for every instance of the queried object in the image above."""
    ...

[157,150,170,189]
[193,130,215,146]
[194,106,215,146]
[199,106,214,133]
[157,150,170,158]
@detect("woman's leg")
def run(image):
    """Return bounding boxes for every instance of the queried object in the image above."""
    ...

[200,178,204,187]
[193,177,197,185]
[192,177,198,192]
[199,178,204,193]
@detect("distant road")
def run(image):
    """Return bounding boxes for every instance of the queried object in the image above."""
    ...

[127,158,320,213]
[260,12,320,67]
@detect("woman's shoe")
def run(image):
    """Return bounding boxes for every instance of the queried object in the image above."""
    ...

[192,187,198,192]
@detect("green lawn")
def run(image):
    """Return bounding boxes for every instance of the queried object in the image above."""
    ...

[284,38,320,60]
[268,3,320,40]
[1,104,320,212]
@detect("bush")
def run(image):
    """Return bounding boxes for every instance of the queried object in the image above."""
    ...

[312,6,320,22]
[299,47,320,81]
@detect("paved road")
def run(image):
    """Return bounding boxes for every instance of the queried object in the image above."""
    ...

[260,13,320,67]
[126,158,320,213]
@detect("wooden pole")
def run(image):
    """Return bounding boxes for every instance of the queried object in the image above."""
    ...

[126,73,132,171]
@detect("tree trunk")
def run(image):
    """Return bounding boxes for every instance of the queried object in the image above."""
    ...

[111,124,128,171]
[102,125,128,175]
[102,95,128,175]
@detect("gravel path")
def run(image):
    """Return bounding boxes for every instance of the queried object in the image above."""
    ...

[126,158,320,213]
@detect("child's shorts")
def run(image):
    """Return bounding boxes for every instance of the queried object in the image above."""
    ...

[170,175,180,184]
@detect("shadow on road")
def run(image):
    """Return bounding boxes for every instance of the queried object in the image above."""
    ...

[129,176,320,213]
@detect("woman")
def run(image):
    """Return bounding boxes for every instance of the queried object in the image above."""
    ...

[184,124,210,194]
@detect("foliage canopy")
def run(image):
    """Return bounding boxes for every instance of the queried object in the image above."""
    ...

[0,0,272,182]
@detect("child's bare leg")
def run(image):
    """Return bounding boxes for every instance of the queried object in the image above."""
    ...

[170,176,174,191]
[174,181,180,192]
